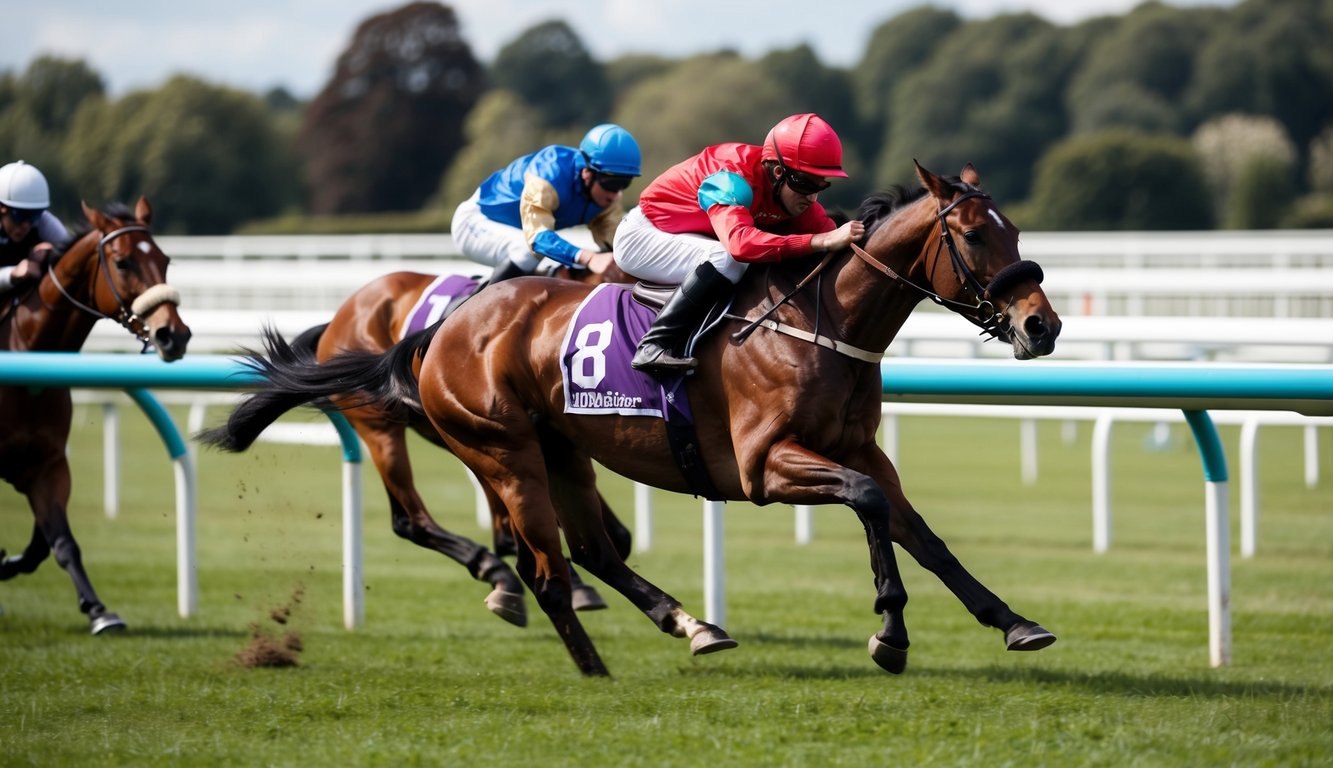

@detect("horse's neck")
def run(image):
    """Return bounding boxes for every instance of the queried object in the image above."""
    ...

[820,202,936,353]
[10,240,102,351]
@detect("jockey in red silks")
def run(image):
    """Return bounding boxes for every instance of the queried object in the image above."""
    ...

[613,113,864,375]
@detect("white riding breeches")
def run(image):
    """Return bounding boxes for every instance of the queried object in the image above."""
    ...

[451,191,542,271]
[613,206,748,285]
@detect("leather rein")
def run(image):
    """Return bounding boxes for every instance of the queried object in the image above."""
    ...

[730,190,1044,363]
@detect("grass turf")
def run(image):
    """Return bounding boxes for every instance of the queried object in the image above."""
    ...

[1,405,1329,766]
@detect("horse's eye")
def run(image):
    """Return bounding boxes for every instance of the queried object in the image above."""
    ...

[114,258,132,272]
[963,230,981,245]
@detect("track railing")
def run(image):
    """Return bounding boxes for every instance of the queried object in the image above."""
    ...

[3,353,1330,667]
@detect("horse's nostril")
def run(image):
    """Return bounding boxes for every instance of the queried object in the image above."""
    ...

[1024,315,1047,338]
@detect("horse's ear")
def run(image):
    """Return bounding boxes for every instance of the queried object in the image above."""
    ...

[82,201,110,232]
[914,159,949,200]
[135,196,153,225]
[960,163,980,186]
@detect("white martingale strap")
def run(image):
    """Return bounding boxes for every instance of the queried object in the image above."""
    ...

[751,317,883,363]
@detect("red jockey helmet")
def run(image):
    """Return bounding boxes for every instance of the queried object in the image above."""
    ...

[761,113,848,178]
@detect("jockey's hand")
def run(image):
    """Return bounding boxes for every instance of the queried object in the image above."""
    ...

[9,256,44,284]
[581,250,615,274]
[812,220,866,253]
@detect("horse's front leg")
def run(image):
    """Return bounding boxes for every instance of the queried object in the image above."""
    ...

[762,439,911,674]
[25,460,126,635]
[850,447,1056,653]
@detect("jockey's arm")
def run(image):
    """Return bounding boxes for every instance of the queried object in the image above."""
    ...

[519,173,592,268]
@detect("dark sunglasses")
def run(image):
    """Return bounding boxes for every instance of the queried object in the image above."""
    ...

[594,174,633,193]
[783,170,832,196]
[4,207,42,225]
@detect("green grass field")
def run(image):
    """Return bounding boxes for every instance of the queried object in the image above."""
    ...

[2,402,1330,766]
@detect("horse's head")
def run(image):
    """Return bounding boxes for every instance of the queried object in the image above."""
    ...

[78,197,191,361]
[909,162,1060,359]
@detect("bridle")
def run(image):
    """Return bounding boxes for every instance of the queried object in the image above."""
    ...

[730,188,1044,361]
[48,224,181,351]
[850,189,1044,342]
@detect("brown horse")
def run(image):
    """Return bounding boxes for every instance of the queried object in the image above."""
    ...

[206,163,1061,676]
[202,260,633,627]
[1,198,191,634]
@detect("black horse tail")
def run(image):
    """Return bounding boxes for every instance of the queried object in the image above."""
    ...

[197,321,437,453]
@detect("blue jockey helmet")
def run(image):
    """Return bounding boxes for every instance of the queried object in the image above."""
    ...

[579,124,642,177]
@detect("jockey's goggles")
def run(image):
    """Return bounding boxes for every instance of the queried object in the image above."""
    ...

[3,207,42,224]
[783,168,832,196]
[594,173,634,193]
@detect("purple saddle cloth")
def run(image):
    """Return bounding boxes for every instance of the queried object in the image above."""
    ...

[560,284,692,423]
[399,274,481,340]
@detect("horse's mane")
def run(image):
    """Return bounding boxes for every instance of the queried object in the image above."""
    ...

[858,175,977,239]
[51,202,138,261]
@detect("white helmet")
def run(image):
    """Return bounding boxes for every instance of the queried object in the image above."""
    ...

[0,160,51,210]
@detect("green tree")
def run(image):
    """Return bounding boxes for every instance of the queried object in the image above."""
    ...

[299,2,484,214]
[63,76,300,234]
[1184,0,1333,156]
[757,44,863,208]
[1026,130,1213,230]
[852,7,961,170]
[612,53,790,206]
[1065,3,1220,135]
[879,14,1076,202]
[433,90,546,214]
[489,19,610,130]
[0,56,106,224]
[1191,113,1297,228]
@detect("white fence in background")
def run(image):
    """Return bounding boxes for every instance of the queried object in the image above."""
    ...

[85,229,1333,359]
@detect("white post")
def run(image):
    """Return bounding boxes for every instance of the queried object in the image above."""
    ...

[703,500,725,627]
[1305,425,1319,489]
[102,402,119,519]
[467,469,488,529]
[1204,479,1232,667]
[881,411,899,465]
[1020,418,1038,486]
[343,459,364,629]
[1092,413,1114,553]
[186,400,208,470]
[174,454,197,618]
[634,482,653,553]
[1239,419,1259,559]
[794,505,813,544]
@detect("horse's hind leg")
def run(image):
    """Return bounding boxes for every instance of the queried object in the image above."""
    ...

[355,411,527,626]
[539,433,736,657]
[445,438,609,676]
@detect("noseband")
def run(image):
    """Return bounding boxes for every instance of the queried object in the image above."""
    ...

[49,224,180,351]
[851,190,1044,342]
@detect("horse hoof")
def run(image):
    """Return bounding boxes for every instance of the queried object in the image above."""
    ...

[689,624,739,656]
[90,613,127,635]
[484,588,528,628]
[1005,621,1057,651]
[571,585,608,612]
[868,634,908,674]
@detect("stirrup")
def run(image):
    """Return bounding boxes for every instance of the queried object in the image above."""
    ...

[631,344,697,374]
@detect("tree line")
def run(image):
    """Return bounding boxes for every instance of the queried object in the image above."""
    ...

[3,0,1331,234]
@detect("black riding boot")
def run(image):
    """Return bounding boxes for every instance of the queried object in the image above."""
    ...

[631,261,732,375]
[485,258,528,286]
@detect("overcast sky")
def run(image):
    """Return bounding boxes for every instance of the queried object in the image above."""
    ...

[13,0,1239,99]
